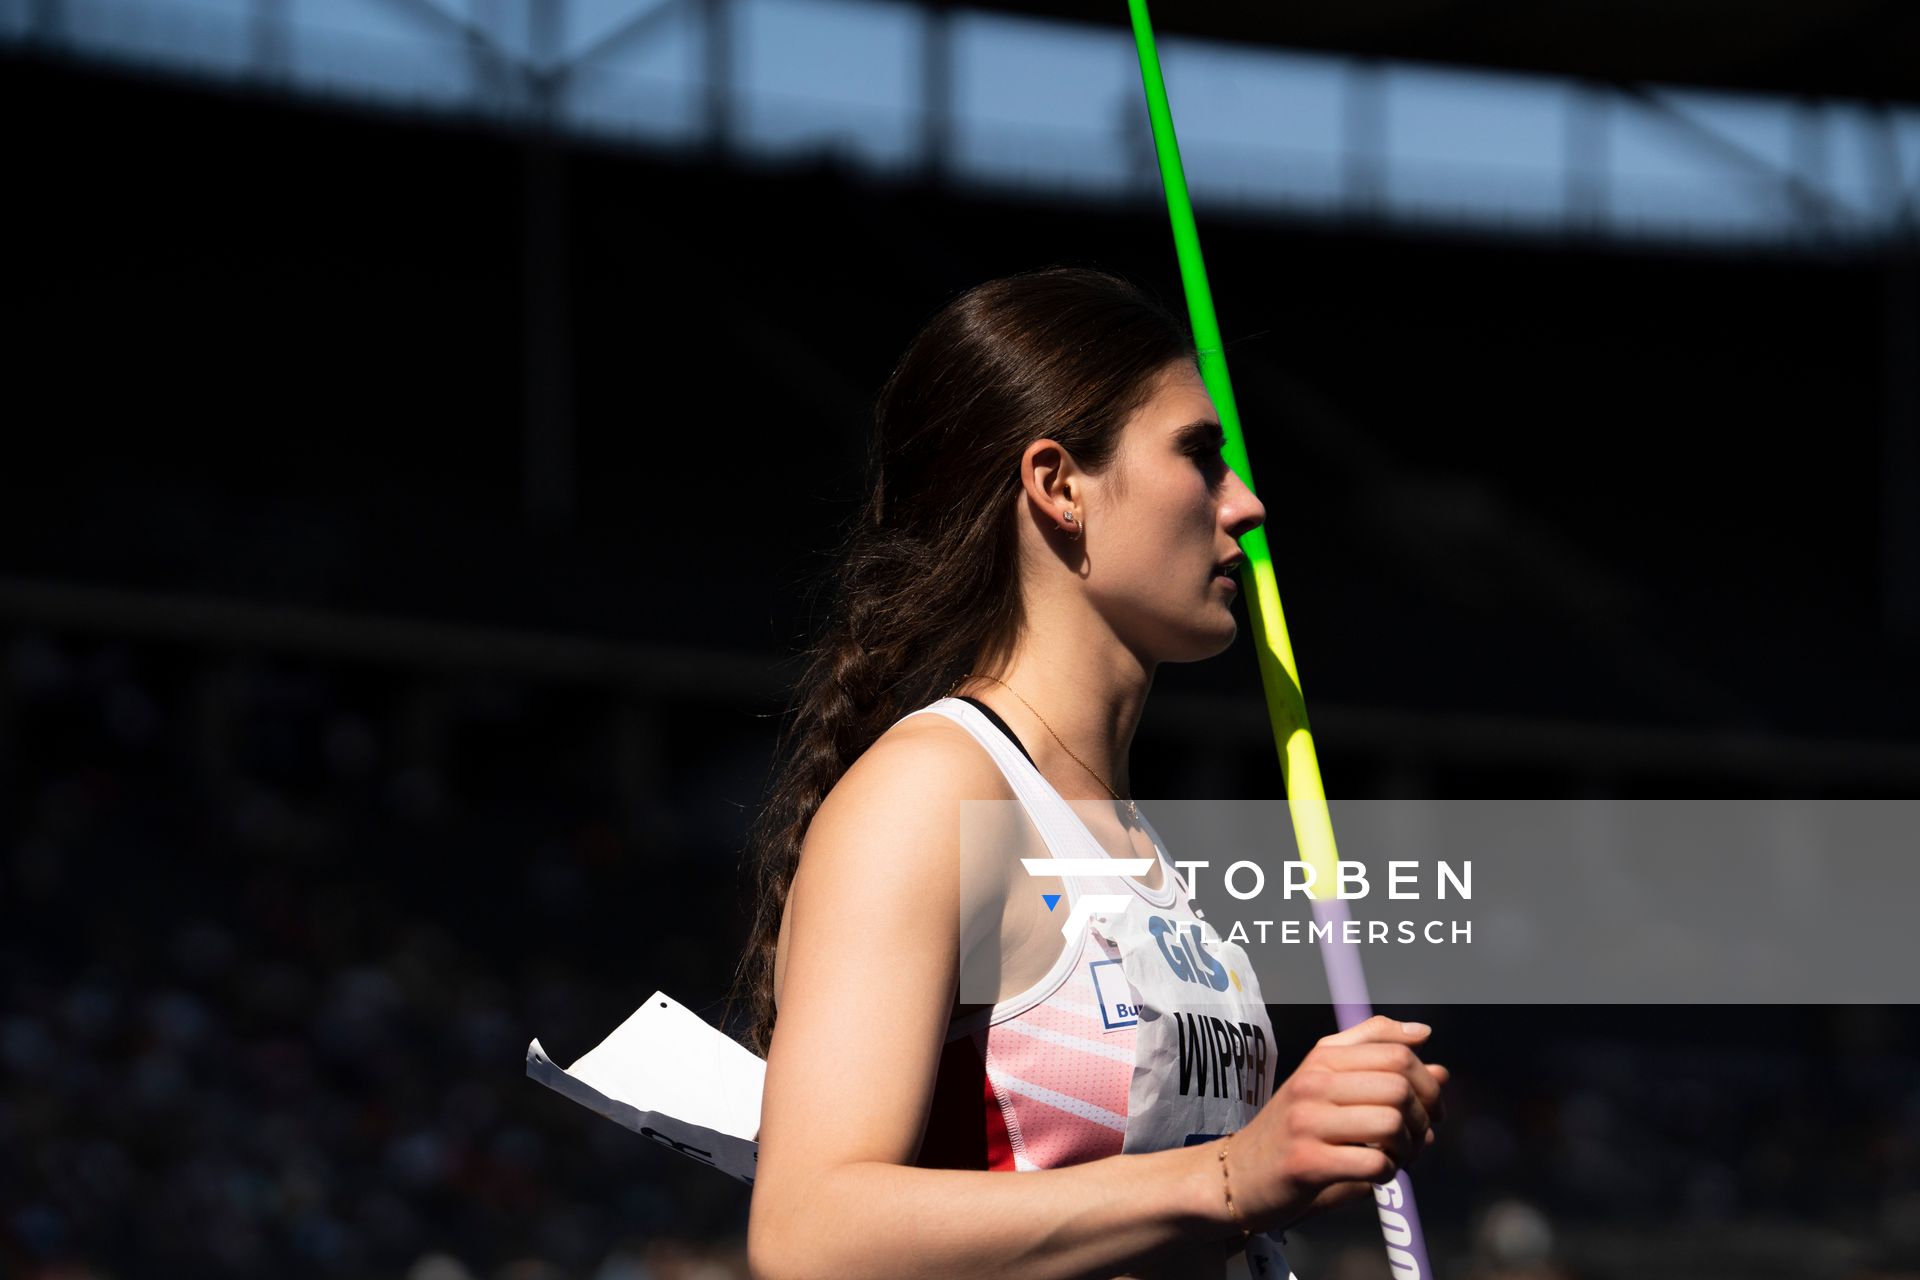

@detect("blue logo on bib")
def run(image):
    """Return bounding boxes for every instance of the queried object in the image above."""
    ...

[1148,914,1229,992]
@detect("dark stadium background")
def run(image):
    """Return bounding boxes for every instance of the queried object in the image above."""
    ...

[4,5,1919,1276]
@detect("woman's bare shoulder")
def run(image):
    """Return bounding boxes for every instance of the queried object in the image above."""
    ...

[820,710,1014,816]
[775,711,1026,1015]
[795,710,1022,913]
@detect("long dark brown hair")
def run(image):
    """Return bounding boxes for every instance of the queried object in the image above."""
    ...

[724,264,1196,1056]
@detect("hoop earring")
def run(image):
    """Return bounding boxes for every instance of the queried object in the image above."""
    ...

[1062,509,1082,540]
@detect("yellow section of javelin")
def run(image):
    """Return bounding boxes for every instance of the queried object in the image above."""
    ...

[1243,529,1343,898]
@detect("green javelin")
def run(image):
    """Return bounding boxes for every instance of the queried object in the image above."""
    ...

[1122,1,1338,892]
[1123,8,1439,1273]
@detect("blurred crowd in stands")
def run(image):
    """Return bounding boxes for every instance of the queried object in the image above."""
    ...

[4,628,1919,1280]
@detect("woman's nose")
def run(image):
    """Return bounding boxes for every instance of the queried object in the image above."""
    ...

[1224,469,1265,536]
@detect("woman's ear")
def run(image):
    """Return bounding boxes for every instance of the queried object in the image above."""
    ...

[1020,437,1081,534]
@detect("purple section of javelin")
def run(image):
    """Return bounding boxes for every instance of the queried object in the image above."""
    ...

[1311,896,1435,1278]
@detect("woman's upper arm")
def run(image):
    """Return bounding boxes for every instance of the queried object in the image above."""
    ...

[754,726,1006,1192]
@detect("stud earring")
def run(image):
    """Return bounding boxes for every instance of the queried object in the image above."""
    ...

[1062,510,1082,540]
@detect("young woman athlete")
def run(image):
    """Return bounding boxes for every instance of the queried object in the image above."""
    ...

[729,266,1448,1280]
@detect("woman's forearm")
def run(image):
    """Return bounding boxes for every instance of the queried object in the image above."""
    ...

[746,1138,1247,1280]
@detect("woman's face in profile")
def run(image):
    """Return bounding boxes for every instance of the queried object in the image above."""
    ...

[1084,359,1266,662]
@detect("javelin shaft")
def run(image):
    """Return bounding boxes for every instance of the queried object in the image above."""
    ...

[1122,3,1437,1274]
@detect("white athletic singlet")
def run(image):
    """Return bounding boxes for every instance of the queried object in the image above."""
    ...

[902,695,1294,1279]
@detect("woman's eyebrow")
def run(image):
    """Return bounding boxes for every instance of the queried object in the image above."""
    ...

[1175,418,1226,449]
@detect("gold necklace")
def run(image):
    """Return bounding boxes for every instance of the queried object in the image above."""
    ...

[951,671,1139,823]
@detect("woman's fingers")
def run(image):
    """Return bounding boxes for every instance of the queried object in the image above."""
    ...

[1282,1100,1417,1178]
[1316,1070,1431,1153]
[1314,1136,1405,1185]
[1318,1068,1428,1109]
[1307,1102,1411,1147]
[1316,1013,1428,1049]
[1238,1018,1451,1230]
[1309,1043,1447,1127]
[1302,1021,1451,1176]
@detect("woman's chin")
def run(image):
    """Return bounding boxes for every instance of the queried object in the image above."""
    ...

[1173,611,1238,661]
[1212,598,1242,646]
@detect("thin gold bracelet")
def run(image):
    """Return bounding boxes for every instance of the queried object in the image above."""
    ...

[1218,1135,1251,1244]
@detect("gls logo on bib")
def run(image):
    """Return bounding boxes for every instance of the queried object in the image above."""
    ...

[1146,913,1230,991]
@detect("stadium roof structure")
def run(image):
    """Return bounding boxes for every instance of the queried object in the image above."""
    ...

[963,0,1920,104]
[6,0,1916,247]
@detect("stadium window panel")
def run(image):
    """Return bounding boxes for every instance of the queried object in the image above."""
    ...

[1382,62,1565,229]
[950,9,1137,195]
[1156,39,1347,210]
[735,0,919,169]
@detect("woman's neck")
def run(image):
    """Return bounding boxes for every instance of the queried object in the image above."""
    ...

[956,643,1152,800]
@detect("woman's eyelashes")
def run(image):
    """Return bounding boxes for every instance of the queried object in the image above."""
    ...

[1174,420,1230,486]
[1186,441,1229,483]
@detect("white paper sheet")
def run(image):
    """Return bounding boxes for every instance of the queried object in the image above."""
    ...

[526,990,764,1184]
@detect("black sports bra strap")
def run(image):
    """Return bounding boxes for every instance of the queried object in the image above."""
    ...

[955,696,1036,768]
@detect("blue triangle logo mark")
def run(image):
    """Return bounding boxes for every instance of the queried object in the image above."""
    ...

[1042,894,1062,912]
